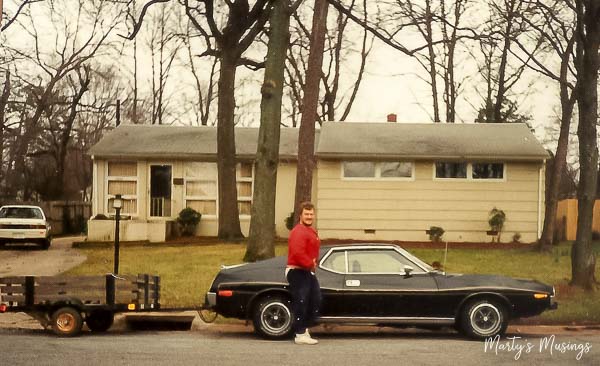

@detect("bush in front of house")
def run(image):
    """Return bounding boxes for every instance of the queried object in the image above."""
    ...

[488,207,506,242]
[177,208,202,236]
[428,226,445,243]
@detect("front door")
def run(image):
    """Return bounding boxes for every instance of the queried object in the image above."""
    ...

[150,165,172,217]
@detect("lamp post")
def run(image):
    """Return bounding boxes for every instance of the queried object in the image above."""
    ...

[113,194,122,274]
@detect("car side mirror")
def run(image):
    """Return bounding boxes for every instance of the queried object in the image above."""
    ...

[403,265,414,277]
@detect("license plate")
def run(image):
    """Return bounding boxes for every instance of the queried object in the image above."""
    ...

[12,233,25,239]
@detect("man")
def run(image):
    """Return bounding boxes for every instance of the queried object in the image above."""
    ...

[286,201,321,345]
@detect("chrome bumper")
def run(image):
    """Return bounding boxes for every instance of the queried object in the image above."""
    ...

[205,292,217,308]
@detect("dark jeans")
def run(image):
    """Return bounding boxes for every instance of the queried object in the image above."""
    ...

[286,269,321,335]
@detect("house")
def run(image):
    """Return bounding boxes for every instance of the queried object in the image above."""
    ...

[87,122,547,243]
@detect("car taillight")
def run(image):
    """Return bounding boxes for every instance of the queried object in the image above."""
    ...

[0,304,7,313]
[218,290,233,297]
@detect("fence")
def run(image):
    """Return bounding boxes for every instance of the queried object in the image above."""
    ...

[0,201,91,235]
[555,199,600,241]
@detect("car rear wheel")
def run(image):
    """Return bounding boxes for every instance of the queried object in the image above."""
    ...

[86,310,114,332]
[460,298,508,340]
[252,295,294,340]
[51,307,83,337]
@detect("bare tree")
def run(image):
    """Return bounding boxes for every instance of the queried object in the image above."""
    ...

[245,0,299,261]
[124,0,273,239]
[511,0,579,250]
[1,0,122,199]
[571,0,599,290]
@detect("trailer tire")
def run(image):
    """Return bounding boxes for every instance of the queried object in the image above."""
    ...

[51,307,83,337]
[86,310,114,332]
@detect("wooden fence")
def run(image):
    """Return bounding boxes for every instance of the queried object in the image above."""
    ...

[555,199,600,241]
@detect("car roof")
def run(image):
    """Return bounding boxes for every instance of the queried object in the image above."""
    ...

[321,243,403,250]
[0,205,44,209]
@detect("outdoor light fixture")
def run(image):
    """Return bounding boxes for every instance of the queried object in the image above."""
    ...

[113,194,122,274]
[113,194,123,210]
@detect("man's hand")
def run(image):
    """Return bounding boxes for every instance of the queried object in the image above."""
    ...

[311,258,317,272]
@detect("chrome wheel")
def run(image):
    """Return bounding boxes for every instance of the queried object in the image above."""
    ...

[261,301,292,335]
[253,296,294,339]
[469,303,502,336]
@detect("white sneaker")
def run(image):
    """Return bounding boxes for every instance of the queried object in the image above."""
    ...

[294,330,318,345]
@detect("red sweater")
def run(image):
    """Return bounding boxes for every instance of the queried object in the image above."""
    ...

[287,223,320,270]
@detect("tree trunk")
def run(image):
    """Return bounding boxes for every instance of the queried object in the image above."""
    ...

[571,0,599,290]
[424,0,440,122]
[244,0,290,262]
[0,71,9,189]
[492,0,516,123]
[293,0,328,222]
[539,36,578,251]
[217,52,244,240]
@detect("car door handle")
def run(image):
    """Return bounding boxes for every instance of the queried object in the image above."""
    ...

[345,279,361,287]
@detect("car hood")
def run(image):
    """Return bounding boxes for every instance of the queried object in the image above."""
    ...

[435,273,553,293]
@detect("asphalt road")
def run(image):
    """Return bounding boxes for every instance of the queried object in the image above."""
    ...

[1,324,598,366]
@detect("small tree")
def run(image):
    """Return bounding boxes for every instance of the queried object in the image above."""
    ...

[428,226,445,243]
[488,208,506,242]
[177,207,201,236]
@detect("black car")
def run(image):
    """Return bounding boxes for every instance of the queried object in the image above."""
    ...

[204,244,557,340]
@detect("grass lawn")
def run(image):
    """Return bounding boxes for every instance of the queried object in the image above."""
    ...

[66,241,600,324]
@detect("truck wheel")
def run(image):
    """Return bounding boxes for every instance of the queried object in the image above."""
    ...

[86,310,114,332]
[252,295,294,340]
[51,307,83,337]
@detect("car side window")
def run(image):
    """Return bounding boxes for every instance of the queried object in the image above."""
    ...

[321,251,346,273]
[347,249,424,274]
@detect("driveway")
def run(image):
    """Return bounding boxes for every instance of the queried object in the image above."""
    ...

[0,236,87,276]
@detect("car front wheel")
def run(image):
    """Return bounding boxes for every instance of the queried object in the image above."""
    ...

[252,295,294,340]
[460,298,508,340]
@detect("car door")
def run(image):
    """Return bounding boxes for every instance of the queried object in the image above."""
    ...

[342,248,439,318]
[317,248,356,317]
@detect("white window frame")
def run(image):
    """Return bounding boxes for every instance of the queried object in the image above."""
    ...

[237,162,254,218]
[183,162,218,219]
[105,161,139,217]
[432,162,506,182]
[341,161,415,181]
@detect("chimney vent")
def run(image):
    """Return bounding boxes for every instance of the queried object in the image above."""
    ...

[387,113,397,122]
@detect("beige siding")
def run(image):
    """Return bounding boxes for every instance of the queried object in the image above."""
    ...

[316,160,545,243]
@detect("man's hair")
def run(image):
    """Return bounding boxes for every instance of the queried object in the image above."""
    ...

[300,201,315,212]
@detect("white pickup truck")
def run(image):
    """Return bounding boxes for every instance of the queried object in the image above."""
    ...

[0,205,52,249]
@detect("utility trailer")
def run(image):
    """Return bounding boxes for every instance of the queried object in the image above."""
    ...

[0,274,160,336]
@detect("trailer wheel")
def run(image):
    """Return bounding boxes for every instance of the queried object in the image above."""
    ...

[51,307,83,337]
[86,310,114,332]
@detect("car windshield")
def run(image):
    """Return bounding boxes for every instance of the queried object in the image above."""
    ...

[397,247,435,272]
[0,207,44,219]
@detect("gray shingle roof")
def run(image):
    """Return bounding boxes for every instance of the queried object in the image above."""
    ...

[88,125,312,160]
[89,122,548,161]
[316,122,548,161]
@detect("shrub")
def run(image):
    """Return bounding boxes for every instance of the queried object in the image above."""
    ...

[177,208,202,236]
[488,208,506,242]
[285,212,295,231]
[428,226,445,243]
[512,232,521,243]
